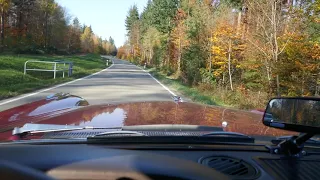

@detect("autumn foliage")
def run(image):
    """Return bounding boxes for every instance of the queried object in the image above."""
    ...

[0,0,117,55]
[118,0,320,109]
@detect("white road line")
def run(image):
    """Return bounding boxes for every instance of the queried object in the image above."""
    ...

[138,67,177,97]
[148,73,177,96]
[0,63,114,106]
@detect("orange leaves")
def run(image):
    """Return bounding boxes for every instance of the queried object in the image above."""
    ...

[174,8,187,21]
[311,43,320,60]
[117,46,127,59]
[210,22,244,79]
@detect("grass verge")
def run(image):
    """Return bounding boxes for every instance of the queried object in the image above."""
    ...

[145,67,267,110]
[0,54,109,100]
[146,68,227,107]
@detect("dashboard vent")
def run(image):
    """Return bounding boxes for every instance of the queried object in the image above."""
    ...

[200,156,259,179]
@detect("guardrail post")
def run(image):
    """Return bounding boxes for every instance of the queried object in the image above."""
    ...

[53,63,57,79]
[68,63,73,77]
[63,63,65,78]
[24,61,28,75]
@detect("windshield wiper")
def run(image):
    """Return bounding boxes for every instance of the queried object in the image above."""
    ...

[12,123,122,138]
[201,132,253,138]
[89,128,254,143]
[93,131,147,137]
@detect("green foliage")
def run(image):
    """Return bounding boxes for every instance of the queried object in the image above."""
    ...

[125,5,140,35]
[149,0,179,34]
[199,68,216,85]
[242,71,264,90]
[181,44,205,85]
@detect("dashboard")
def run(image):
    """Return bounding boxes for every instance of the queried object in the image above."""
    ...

[0,143,320,180]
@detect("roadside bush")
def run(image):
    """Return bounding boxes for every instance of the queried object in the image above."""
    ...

[197,83,268,109]
[13,46,45,54]
[56,49,70,55]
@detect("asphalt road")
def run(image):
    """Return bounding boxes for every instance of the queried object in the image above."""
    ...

[0,57,176,111]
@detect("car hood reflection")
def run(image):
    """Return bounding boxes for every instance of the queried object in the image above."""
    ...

[0,101,295,141]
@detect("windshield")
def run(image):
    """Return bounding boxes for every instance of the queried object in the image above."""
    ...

[0,0,319,140]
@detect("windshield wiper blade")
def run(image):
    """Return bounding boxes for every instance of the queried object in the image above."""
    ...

[13,123,122,137]
[93,131,147,137]
[201,132,252,138]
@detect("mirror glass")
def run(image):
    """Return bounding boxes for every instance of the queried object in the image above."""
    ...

[264,98,320,127]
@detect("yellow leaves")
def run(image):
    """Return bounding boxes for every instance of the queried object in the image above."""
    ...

[212,46,223,55]
[213,71,221,77]
[216,61,226,66]
[209,23,244,78]
[311,43,320,60]
[210,36,218,43]
[0,0,11,10]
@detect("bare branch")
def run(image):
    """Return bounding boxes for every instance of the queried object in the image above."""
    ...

[277,38,290,56]
[246,38,270,59]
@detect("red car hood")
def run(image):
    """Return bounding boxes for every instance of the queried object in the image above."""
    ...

[0,94,294,141]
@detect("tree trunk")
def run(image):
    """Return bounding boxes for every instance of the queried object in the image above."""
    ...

[276,74,280,96]
[265,63,273,97]
[149,50,152,65]
[0,7,4,52]
[222,72,225,86]
[241,3,248,40]
[44,10,48,49]
[177,36,181,74]
[272,1,280,96]
[236,11,242,35]
[227,39,233,91]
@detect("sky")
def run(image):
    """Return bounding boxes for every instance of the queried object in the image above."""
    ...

[55,0,148,47]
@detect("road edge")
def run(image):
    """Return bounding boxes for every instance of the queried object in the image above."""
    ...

[137,66,190,102]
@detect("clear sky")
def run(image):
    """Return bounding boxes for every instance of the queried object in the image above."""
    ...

[56,0,148,47]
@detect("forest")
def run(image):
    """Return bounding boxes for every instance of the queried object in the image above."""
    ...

[0,0,117,55]
[118,0,320,109]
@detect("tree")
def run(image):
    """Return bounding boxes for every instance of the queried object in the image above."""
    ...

[125,5,140,60]
[171,8,189,74]
[118,0,320,108]
[67,17,82,53]
[81,26,93,53]
[142,27,162,64]
[149,0,179,34]
[0,0,11,51]
[108,36,114,45]
[125,4,139,35]
[39,0,56,49]
[245,0,289,96]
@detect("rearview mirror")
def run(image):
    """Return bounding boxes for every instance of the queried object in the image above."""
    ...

[263,97,320,134]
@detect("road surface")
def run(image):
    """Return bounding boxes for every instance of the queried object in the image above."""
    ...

[0,57,177,111]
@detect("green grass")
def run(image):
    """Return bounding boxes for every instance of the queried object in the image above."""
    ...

[146,67,227,107]
[0,54,109,100]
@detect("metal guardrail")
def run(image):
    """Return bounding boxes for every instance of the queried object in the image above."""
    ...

[24,60,73,79]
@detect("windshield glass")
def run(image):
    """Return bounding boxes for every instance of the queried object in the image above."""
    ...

[0,0,319,140]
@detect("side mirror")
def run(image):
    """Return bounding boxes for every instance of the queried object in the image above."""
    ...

[263,97,320,134]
